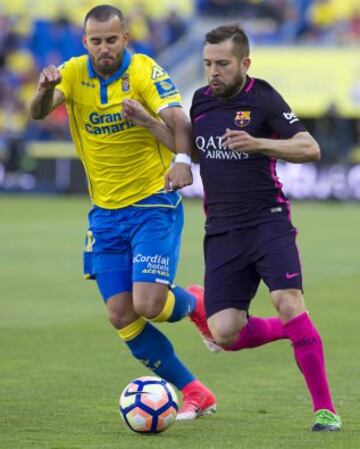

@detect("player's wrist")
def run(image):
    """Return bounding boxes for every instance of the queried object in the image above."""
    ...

[144,115,156,128]
[174,153,192,166]
[256,138,273,154]
[38,84,56,94]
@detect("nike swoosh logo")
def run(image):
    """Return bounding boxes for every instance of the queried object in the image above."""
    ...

[286,272,300,279]
[123,391,151,397]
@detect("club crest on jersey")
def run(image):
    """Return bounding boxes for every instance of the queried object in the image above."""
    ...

[121,74,130,92]
[235,111,251,127]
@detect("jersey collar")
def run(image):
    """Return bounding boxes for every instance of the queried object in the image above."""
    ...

[87,49,132,85]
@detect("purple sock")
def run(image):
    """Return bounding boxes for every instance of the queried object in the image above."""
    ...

[283,312,336,413]
[226,316,285,351]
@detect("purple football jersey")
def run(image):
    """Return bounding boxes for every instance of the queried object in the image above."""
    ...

[190,76,307,234]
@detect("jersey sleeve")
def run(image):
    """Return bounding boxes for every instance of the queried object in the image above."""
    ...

[56,59,76,101]
[136,56,183,115]
[265,87,307,138]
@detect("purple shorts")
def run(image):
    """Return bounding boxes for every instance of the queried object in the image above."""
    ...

[204,219,303,318]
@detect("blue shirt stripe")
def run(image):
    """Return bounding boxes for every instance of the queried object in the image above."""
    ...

[86,49,132,105]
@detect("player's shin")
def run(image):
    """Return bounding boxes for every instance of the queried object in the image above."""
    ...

[283,312,336,414]
[117,318,195,389]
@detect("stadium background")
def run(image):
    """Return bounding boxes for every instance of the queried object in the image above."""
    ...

[1,1,360,448]
[1,0,360,198]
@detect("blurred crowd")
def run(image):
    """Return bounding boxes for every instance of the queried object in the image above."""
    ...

[198,0,360,45]
[1,0,360,179]
[0,0,190,149]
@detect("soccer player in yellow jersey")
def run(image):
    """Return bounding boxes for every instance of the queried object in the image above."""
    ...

[30,4,216,420]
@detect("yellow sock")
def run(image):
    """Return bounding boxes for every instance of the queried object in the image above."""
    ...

[117,317,147,341]
[151,290,175,323]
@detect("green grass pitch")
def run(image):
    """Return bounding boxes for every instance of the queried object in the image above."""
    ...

[1,196,359,449]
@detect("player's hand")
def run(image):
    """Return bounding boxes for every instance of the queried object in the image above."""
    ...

[164,163,193,192]
[222,128,260,153]
[122,99,152,127]
[38,65,62,92]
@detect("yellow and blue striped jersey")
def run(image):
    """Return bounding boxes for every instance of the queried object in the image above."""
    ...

[56,50,182,208]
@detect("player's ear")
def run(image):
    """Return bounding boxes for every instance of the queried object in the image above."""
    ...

[243,57,251,72]
[122,31,130,46]
[83,34,88,51]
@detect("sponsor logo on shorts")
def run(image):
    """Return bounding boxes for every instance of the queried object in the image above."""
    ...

[155,278,170,285]
[285,272,300,279]
[134,253,170,278]
[85,230,95,252]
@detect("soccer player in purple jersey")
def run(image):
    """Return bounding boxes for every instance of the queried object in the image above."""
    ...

[191,24,341,432]
[124,24,342,432]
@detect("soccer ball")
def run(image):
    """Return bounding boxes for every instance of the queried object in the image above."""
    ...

[119,376,178,433]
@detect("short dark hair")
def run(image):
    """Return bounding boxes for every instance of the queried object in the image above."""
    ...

[204,25,250,58]
[84,4,125,28]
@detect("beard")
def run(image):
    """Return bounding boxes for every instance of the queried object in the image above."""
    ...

[90,53,122,77]
[211,72,246,99]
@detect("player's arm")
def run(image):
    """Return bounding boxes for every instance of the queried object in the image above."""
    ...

[256,131,320,162]
[158,106,193,156]
[122,99,194,190]
[222,129,320,163]
[30,65,65,120]
[158,106,193,190]
[122,99,175,150]
[123,99,199,161]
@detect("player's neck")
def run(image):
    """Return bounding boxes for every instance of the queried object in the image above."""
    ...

[93,68,116,80]
[224,77,247,100]
[91,61,122,80]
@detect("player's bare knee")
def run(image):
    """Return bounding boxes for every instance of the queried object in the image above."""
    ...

[133,295,166,320]
[107,309,135,330]
[107,294,137,329]
[212,329,239,347]
[209,323,242,347]
[132,283,168,319]
[108,313,124,329]
[209,309,247,346]
[273,290,305,322]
